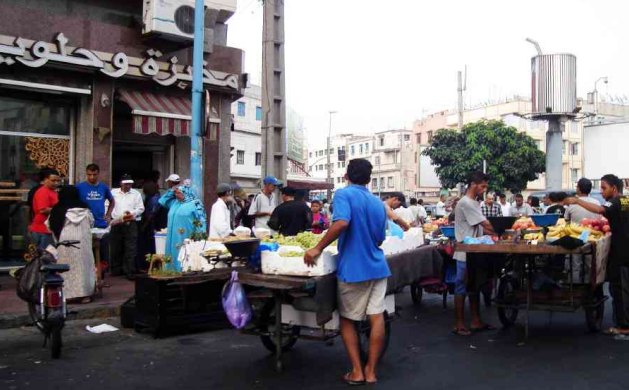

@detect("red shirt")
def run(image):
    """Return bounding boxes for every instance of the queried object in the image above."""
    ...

[30,186,58,234]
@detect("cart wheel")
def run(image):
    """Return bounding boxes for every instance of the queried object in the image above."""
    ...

[356,311,391,363]
[410,283,423,305]
[497,276,519,328]
[585,286,605,333]
[258,303,300,354]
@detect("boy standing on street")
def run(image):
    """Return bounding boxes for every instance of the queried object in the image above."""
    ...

[304,158,389,385]
[30,169,61,249]
[76,164,115,228]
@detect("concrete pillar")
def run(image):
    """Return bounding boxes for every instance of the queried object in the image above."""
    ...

[546,117,563,190]
[74,95,94,183]
[91,78,115,187]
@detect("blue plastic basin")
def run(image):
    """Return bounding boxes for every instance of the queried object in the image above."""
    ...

[440,226,456,239]
[529,214,560,227]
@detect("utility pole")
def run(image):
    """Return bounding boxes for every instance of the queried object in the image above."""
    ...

[326,111,337,200]
[457,70,464,129]
[261,0,287,190]
[190,0,205,201]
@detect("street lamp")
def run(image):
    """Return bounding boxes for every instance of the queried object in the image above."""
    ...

[327,111,337,201]
[593,76,608,118]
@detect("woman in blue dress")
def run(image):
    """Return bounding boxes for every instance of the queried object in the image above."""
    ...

[158,182,207,271]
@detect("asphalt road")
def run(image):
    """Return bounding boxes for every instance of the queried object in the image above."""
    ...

[1,290,627,390]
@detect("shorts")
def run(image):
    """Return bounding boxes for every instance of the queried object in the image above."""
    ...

[455,261,469,295]
[337,278,387,321]
[455,254,498,296]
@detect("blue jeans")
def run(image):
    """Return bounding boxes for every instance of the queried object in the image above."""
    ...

[30,232,53,250]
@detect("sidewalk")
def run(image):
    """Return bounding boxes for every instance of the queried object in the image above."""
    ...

[0,274,134,329]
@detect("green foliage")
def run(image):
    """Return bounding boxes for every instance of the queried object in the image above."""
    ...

[422,120,546,193]
[189,219,208,242]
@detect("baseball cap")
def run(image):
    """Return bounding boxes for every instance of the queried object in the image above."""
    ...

[120,174,134,184]
[216,183,232,194]
[165,174,181,183]
[263,175,281,186]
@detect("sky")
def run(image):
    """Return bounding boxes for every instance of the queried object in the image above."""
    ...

[227,0,629,148]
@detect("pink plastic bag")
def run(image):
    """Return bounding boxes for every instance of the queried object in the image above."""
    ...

[222,271,252,329]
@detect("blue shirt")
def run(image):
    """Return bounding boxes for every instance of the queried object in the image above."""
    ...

[333,184,391,283]
[76,181,113,228]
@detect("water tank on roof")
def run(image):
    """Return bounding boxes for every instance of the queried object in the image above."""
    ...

[531,54,577,117]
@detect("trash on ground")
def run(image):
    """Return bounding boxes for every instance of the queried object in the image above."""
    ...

[86,324,119,334]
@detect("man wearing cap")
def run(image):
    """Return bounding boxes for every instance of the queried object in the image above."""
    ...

[154,174,181,232]
[248,175,281,232]
[267,187,312,236]
[209,183,233,239]
[110,174,145,279]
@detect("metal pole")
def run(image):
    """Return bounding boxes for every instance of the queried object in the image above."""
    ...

[457,71,464,129]
[546,117,563,189]
[190,0,205,201]
[327,111,336,200]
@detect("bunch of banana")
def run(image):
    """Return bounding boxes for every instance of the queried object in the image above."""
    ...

[547,225,567,239]
[524,232,545,241]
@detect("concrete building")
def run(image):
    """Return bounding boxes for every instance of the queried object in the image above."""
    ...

[371,130,417,197]
[230,85,262,191]
[0,0,243,264]
[413,97,629,194]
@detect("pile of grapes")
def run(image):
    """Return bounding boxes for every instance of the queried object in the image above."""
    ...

[263,232,337,250]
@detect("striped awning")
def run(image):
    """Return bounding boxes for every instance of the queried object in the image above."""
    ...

[117,89,192,137]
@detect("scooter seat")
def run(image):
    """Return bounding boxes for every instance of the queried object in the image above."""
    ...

[40,264,70,273]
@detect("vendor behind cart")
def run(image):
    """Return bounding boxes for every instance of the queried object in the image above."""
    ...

[563,174,629,336]
[304,158,389,386]
[452,171,496,336]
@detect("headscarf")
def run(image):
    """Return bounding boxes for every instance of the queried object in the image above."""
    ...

[177,184,207,227]
[49,185,88,240]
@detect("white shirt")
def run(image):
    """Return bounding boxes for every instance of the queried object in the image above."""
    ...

[111,188,144,221]
[499,202,511,217]
[209,197,232,238]
[565,196,601,224]
[394,207,415,224]
[248,191,278,230]
[436,201,447,217]
[509,203,534,217]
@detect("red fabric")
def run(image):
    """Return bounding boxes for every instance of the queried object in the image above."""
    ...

[30,186,58,234]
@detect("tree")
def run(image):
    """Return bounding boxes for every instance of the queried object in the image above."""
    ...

[422,120,545,193]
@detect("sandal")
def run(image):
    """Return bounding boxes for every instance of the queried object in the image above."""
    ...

[343,373,366,386]
[603,328,621,336]
[451,327,472,336]
[471,324,497,333]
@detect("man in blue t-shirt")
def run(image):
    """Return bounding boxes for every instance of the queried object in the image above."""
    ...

[76,163,115,228]
[304,158,390,386]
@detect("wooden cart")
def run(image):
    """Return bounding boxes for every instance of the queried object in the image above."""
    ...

[455,239,610,341]
[236,272,393,373]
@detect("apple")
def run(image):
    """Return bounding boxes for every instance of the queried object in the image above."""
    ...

[593,225,601,232]
[603,225,611,233]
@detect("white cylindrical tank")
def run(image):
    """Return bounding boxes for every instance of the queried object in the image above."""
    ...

[531,54,577,117]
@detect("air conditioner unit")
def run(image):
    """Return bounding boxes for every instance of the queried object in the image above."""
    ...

[143,0,237,41]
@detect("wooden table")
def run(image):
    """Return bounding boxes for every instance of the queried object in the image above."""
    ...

[454,241,603,341]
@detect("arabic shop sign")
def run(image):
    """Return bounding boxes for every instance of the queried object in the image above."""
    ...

[0,33,239,90]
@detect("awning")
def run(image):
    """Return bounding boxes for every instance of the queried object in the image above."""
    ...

[118,89,192,137]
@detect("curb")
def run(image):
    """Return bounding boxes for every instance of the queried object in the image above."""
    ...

[0,303,122,330]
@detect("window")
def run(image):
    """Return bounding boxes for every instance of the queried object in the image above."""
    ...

[562,141,568,155]
[379,137,384,147]
[388,177,394,188]
[571,168,579,183]
[375,156,381,165]
[256,106,262,121]
[337,147,342,155]
[570,142,580,156]
[351,145,355,156]
[319,164,323,170]
[237,101,246,117]
[337,162,341,168]
[534,140,542,150]
[330,148,334,155]
[255,152,261,166]
[404,134,410,141]
[372,178,377,189]
[427,131,433,142]
[341,161,346,168]
[365,143,369,153]
[380,177,385,188]
[309,152,312,158]
[236,150,245,165]
[359,144,363,154]
[571,121,579,133]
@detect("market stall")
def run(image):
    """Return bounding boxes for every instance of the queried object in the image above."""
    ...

[454,214,611,342]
